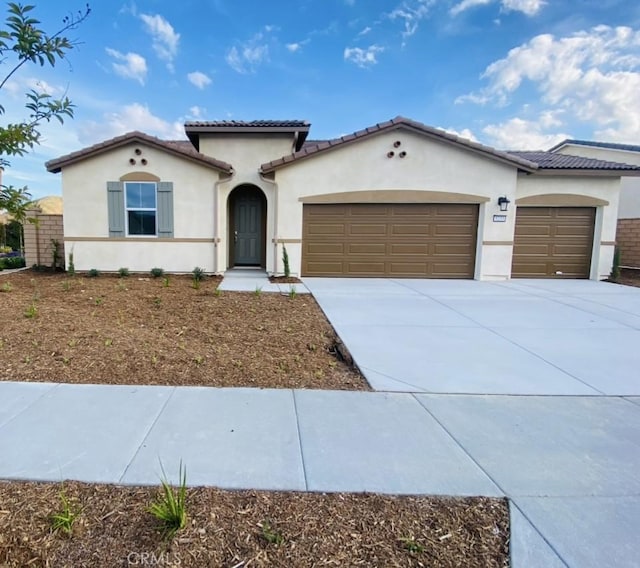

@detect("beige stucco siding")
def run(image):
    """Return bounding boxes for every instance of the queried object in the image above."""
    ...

[515,175,620,279]
[556,145,640,219]
[61,143,220,272]
[272,130,519,279]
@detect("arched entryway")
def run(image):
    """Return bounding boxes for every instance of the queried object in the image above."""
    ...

[228,184,267,268]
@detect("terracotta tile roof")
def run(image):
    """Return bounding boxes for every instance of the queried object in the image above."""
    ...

[45,131,233,174]
[185,120,311,151]
[548,139,640,153]
[185,120,310,128]
[508,151,640,172]
[260,116,540,173]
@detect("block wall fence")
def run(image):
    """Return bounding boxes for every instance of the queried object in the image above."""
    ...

[23,210,65,268]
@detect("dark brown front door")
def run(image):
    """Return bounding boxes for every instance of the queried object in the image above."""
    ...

[301,203,478,278]
[512,206,595,278]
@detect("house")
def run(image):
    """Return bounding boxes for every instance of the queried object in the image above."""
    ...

[549,139,640,269]
[45,117,640,280]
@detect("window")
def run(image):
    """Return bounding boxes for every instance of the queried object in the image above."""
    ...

[125,182,157,235]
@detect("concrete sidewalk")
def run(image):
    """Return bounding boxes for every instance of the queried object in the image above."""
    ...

[2,382,640,567]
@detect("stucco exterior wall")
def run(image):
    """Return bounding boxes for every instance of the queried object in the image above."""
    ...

[555,145,640,219]
[515,175,621,280]
[271,130,519,279]
[61,143,221,272]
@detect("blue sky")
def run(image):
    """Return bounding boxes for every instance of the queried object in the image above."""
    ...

[2,0,640,199]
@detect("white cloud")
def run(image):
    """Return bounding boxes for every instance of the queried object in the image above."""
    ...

[105,48,147,84]
[78,103,184,145]
[389,0,435,43]
[450,0,491,17]
[226,34,270,73]
[286,43,302,52]
[458,26,640,143]
[140,13,180,71]
[483,116,571,150]
[188,106,205,119]
[187,71,212,89]
[501,0,545,16]
[451,0,545,16]
[344,45,385,67]
[440,126,479,142]
[358,26,372,36]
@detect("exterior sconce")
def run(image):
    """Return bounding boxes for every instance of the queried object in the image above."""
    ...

[498,196,510,212]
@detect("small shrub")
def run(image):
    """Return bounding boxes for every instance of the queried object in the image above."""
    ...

[1,282,12,293]
[50,239,62,270]
[50,489,78,537]
[288,285,297,299]
[67,250,75,276]
[24,302,38,318]
[118,267,130,278]
[0,245,11,254]
[192,266,205,281]
[260,520,284,546]
[150,267,164,278]
[2,256,26,269]
[191,278,200,290]
[88,268,99,278]
[610,247,621,281]
[148,461,187,539]
[282,245,290,278]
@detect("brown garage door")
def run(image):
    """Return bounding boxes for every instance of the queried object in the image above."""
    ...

[512,207,595,278]
[302,203,478,278]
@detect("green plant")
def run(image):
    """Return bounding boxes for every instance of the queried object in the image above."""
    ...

[62,279,71,291]
[118,267,130,278]
[88,268,99,278]
[67,250,75,276]
[162,276,170,288]
[94,296,104,306]
[282,244,290,278]
[611,247,621,281]
[1,282,12,292]
[213,287,222,297]
[192,266,205,281]
[399,537,424,554]
[150,267,164,278]
[260,520,284,546]
[50,239,61,270]
[1,256,26,269]
[288,285,297,299]
[254,286,262,297]
[116,280,127,291]
[24,301,37,318]
[153,296,162,308]
[148,461,187,539]
[104,338,113,347]
[191,277,200,290]
[50,488,78,537]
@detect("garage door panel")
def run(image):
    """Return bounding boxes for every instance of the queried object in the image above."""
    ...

[306,223,347,236]
[512,206,594,279]
[302,203,478,278]
[347,243,387,255]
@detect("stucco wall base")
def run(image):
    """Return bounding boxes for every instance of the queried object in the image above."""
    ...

[66,241,216,273]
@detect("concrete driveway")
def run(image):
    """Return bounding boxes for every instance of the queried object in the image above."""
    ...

[304,277,640,567]
[303,278,640,395]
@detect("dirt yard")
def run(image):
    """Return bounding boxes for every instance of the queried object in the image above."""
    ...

[0,271,366,390]
[0,481,509,567]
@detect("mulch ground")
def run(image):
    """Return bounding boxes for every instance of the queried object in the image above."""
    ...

[611,267,640,288]
[0,481,509,567]
[0,271,366,390]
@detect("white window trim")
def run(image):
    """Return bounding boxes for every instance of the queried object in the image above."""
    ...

[125,181,158,237]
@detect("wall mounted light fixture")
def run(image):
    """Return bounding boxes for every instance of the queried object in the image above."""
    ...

[497,196,511,212]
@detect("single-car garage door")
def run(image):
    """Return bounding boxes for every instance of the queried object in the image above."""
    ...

[512,206,595,278]
[302,203,478,278]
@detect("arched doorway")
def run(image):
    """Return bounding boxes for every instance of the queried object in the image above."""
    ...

[228,185,267,268]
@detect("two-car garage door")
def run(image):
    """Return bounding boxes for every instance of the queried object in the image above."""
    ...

[301,203,478,278]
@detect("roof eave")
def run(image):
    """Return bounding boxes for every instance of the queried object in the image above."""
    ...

[528,168,640,177]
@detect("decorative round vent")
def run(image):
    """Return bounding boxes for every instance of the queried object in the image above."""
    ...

[129,158,136,165]
[399,151,407,158]
[387,151,395,158]
[393,140,402,148]
[134,148,142,155]
[141,158,148,165]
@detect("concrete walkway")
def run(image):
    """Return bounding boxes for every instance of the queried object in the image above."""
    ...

[1,381,639,567]
[218,268,310,293]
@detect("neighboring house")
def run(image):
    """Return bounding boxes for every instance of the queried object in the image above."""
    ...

[549,140,640,269]
[45,117,640,280]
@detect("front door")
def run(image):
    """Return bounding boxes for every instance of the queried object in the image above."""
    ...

[234,188,262,265]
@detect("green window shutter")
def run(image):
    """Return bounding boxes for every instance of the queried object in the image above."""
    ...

[157,181,174,238]
[107,181,125,237]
